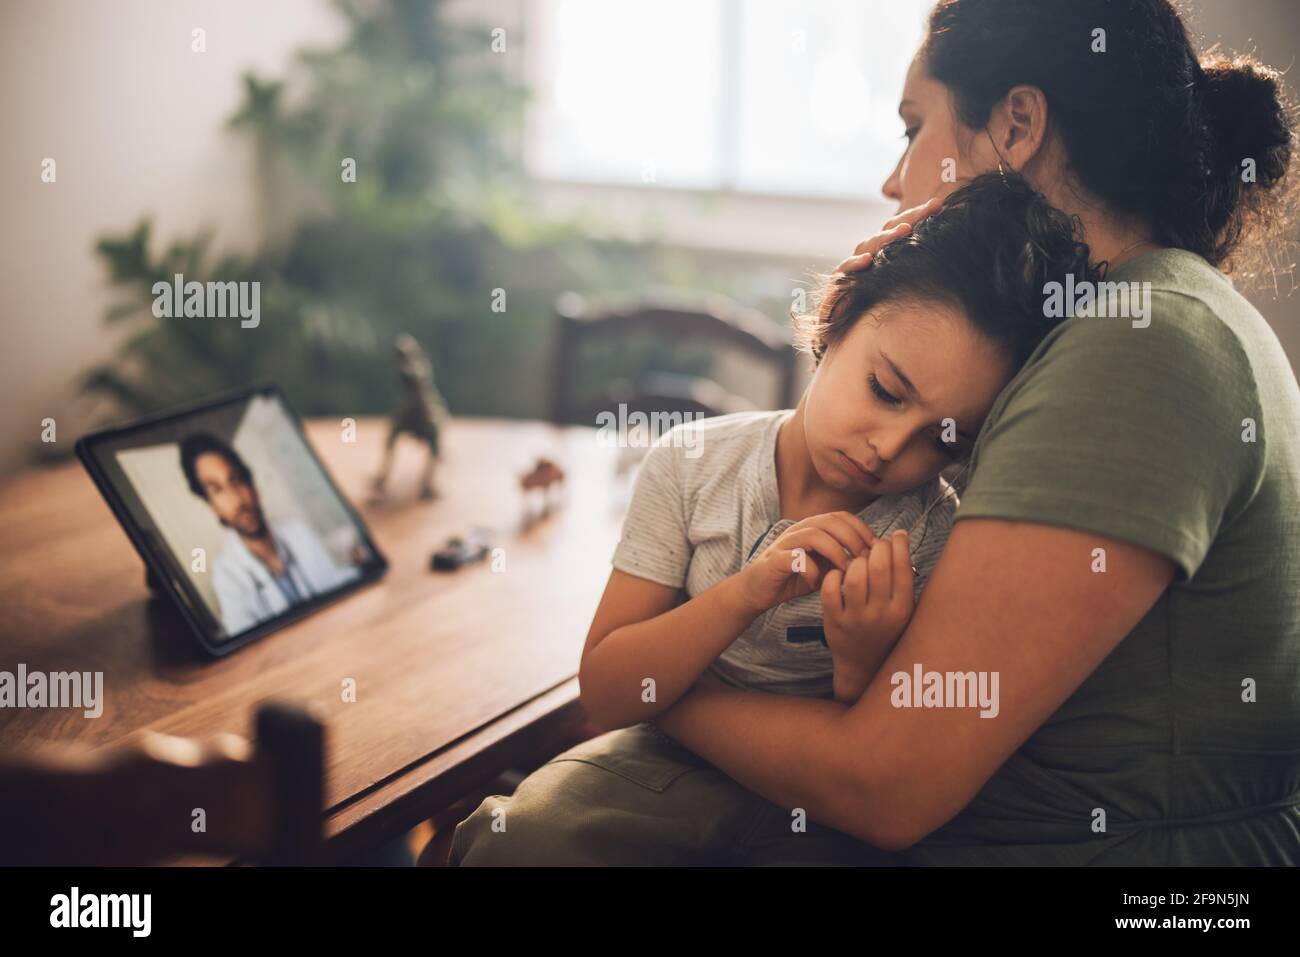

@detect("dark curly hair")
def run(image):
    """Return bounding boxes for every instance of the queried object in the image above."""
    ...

[794,172,1102,371]
[178,432,253,500]
[923,0,1297,278]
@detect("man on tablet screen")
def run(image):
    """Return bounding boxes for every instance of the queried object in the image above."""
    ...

[179,433,360,635]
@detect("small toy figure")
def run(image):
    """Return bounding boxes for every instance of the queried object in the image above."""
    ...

[431,527,493,572]
[520,457,565,519]
[372,334,450,501]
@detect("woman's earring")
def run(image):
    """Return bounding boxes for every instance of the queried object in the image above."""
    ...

[986,128,1009,183]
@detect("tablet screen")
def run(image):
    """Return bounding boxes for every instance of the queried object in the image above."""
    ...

[78,386,385,651]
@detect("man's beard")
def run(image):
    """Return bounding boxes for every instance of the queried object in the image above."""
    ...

[224,507,268,539]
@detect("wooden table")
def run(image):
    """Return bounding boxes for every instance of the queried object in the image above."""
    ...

[0,417,627,860]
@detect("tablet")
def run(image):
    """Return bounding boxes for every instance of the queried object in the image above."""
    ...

[76,383,388,656]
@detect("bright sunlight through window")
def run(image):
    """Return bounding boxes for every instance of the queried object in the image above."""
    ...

[525,0,929,200]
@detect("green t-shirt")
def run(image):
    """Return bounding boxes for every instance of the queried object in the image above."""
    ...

[902,249,1300,866]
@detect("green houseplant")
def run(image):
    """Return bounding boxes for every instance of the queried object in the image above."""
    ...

[83,0,708,423]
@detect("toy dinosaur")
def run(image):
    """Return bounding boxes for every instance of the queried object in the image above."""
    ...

[372,333,449,501]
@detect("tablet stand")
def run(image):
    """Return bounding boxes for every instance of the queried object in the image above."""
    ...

[145,566,167,597]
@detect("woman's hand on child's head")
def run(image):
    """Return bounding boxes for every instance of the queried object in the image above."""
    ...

[821,529,916,699]
[737,511,879,614]
[834,197,942,274]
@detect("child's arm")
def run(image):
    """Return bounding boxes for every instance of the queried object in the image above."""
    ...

[580,512,879,730]
[577,569,759,731]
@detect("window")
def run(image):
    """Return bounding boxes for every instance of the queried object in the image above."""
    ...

[525,0,928,200]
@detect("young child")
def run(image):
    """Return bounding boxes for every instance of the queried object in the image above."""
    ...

[451,173,1102,865]
[580,172,1101,720]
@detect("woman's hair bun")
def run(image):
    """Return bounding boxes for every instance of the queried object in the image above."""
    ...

[1198,54,1292,190]
[1188,53,1297,270]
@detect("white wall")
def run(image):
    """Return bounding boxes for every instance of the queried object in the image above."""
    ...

[0,0,346,475]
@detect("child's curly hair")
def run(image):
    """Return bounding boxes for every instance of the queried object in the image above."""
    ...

[793,172,1105,370]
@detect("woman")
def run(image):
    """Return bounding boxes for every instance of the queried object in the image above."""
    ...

[454,0,1300,865]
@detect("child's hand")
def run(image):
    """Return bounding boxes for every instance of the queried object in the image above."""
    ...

[821,529,915,702]
[737,512,878,614]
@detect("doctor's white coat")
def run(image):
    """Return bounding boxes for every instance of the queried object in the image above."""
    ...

[211,517,359,636]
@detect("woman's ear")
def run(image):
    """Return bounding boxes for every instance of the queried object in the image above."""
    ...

[988,84,1049,172]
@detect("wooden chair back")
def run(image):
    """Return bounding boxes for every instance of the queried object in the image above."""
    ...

[549,291,799,426]
[0,702,325,865]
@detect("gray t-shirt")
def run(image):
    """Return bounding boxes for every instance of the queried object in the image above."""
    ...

[611,409,956,698]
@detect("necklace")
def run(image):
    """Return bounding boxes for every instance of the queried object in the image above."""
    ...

[1108,237,1160,268]
[905,460,969,576]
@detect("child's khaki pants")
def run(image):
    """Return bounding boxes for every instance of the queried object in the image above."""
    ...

[449,722,896,866]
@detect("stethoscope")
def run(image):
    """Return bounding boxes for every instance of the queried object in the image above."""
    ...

[245,536,313,615]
